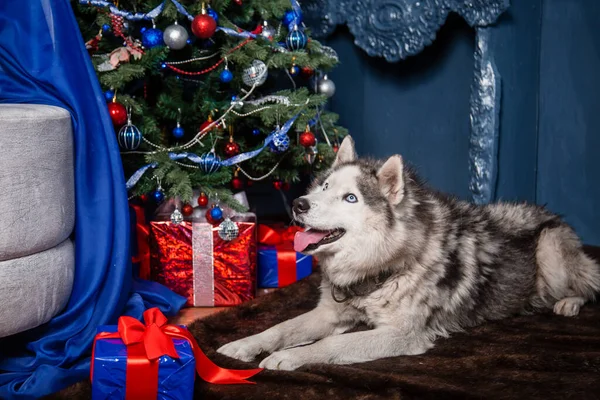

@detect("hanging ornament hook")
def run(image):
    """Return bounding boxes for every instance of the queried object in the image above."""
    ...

[126,105,132,125]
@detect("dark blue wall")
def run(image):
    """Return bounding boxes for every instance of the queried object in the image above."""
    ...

[324,1,600,245]
[328,16,475,199]
[537,0,600,245]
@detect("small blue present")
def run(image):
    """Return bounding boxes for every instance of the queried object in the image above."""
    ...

[257,225,313,288]
[91,308,262,400]
[91,326,194,399]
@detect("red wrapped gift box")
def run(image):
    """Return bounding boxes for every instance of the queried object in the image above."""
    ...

[150,216,257,307]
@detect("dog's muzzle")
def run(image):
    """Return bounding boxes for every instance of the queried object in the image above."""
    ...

[293,197,310,215]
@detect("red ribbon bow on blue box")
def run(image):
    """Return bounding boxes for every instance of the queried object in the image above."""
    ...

[257,225,314,288]
[91,308,262,399]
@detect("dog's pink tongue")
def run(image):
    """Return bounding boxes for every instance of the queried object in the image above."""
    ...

[294,230,328,252]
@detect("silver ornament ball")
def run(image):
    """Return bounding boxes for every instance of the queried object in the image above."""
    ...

[170,208,184,224]
[260,22,276,40]
[242,60,268,87]
[218,218,239,241]
[163,23,189,50]
[317,75,336,98]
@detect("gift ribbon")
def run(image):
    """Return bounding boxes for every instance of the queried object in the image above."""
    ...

[258,225,303,287]
[91,308,262,399]
[130,204,151,280]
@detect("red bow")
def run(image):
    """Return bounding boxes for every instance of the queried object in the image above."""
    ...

[258,225,303,287]
[91,308,262,399]
[117,308,179,361]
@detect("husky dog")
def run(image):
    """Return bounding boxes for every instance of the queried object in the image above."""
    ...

[218,136,600,371]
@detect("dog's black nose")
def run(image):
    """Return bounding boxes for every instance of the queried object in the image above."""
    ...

[293,197,310,214]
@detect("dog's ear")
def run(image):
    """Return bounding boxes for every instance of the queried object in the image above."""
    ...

[377,155,405,205]
[332,136,356,168]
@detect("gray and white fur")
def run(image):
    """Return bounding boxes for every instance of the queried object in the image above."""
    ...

[218,136,600,371]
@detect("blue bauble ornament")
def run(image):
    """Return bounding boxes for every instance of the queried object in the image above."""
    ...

[118,123,143,150]
[199,151,222,174]
[102,24,111,32]
[290,65,301,76]
[282,10,302,27]
[152,189,165,203]
[200,39,214,48]
[172,126,184,139]
[286,26,307,51]
[252,128,260,135]
[207,8,219,22]
[269,133,290,153]
[104,89,115,101]
[142,27,163,48]
[210,206,223,221]
[220,69,233,83]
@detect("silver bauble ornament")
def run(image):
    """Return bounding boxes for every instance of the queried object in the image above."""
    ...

[242,60,268,87]
[170,207,184,224]
[163,22,189,50]
[218,218,239,241]
[260,21,276,40]
[317,75,336,98]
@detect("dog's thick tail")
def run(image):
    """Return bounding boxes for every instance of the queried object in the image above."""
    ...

[536,224,600,309]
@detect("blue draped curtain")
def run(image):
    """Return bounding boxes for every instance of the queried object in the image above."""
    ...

[0,1,185,398]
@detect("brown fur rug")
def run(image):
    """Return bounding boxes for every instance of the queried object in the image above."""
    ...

[50,247,600,400]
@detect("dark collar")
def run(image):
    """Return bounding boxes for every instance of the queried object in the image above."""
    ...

[330,269,394,303]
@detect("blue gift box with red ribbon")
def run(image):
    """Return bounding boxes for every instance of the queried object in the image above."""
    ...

[91,308,262,400]
[92,327,195,400]
[257,225,313,288]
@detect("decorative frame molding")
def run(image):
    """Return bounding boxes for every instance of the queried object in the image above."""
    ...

[303,0,510,204]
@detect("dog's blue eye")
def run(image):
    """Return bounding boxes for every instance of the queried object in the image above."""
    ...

[345,194,358,203]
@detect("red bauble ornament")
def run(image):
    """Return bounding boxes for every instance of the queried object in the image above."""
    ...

[299,130,316,147]
[192,14,217,39]
[273,179,283,190]
[246,179,254,187]
[234,0,242,4]
[224,140,240,157]
[232,177,243,190]
[199,116,215,133]
[197,192,209,207]
[205,208,215,224]
[140,193,148,202]
[182,203,194,216]
[107,101,127,126]
[301,66,314,78]
[282,181,291,191]
[333,144,339,153]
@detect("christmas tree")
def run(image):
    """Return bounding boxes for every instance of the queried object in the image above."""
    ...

[72,0,347,212]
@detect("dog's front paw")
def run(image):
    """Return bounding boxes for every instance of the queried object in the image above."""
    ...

[217,335,269,362]
[259,349,309,371]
